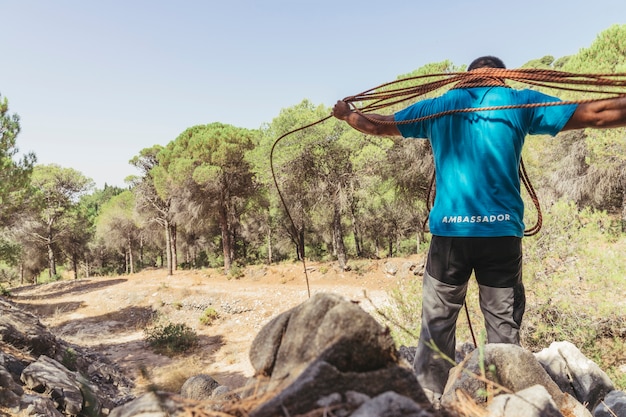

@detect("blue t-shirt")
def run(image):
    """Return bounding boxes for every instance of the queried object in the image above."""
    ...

[395,86,577,237]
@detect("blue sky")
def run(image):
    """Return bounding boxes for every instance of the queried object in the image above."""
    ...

[2,0,625,188]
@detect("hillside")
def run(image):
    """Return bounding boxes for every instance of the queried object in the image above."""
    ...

[6,257,417,395]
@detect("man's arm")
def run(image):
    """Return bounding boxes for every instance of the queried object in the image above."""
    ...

[563,96,626,131]
[332,100,402,136]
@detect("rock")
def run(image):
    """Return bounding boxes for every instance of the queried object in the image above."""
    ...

[248,292,404,390]
[246,292,428,416]
[535,340,615,411]
[383,262,399,277]
[248,359,425,417]
[180,374,220,401]
[0,297,133,416]
[19,394,65,417]
[441,344,567,409]
[0,299,58,357]
[486,385,564,417]
[211,385,240,401]
[20,355,91,416]
[0,358,24,398]
[109,391,173,417]
[350,391,432,417]
[593,390,626,417]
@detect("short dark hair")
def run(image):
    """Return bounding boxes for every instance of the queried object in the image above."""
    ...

[468,56,506,71]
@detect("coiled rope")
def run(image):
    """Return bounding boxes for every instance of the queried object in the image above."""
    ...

[271,68,626,299]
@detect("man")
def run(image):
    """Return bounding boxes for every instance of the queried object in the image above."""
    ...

[332,56,626,398]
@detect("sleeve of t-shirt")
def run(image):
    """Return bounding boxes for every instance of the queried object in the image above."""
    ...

[524,90,578,136]
[394,99,434,139]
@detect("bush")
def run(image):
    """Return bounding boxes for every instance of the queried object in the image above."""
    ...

[199,307,219,325]
[0,284,11,297]
[144,322,198,356]
[227,264,244,280]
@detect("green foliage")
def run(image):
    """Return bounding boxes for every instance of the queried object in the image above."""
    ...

[61,347,78,371]
[380,277,422,346]
[199,307,219,325]
[521,55,555,69]
[0,284,11,296]
[227,263,244,279]
[144,321,198,356]
[0,93,36,227]
[563,24,626,73]
[95,190,140,250]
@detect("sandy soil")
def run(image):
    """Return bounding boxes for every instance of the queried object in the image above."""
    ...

[9,256,422,394]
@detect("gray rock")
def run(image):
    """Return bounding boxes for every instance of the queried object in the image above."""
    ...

[109,391,171,417]
[535,340,615,411]
[486,385,563,417]
[19,394,65,417]
[248,292,408,395]
[180,374,220,401]
[248,359,425,417]
[441,343,567,409]
[0,362,24,397]
[20,355,87,416]
[350,391,432,417]
[593,390,626,417]
[1,386,22,410]
[211,385,240,401]
[383,262,399,276]
[0,299,58,357]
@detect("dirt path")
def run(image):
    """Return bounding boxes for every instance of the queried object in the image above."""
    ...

[10,257,421,394]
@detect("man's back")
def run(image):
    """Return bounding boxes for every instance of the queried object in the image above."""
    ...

[394,86,577,237]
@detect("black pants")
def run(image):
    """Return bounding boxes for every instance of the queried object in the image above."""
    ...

[413,236,526,394]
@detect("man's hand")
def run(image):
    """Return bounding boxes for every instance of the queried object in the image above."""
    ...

[332,100,352,120]
[332,100,401,137]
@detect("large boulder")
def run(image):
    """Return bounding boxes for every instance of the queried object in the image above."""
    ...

[593,390,626,417]
[486,385,563,417]
[245,292,430,416]
[21,355,96,416]
[441,344,566,408]
[440,343,591,417]
[535,340,615,411]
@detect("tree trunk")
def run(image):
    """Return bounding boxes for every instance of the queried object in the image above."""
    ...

[139,236,144,269]
[621,190,626,233]
[350,203,363,257]
[128,235,134,274]
[267,223,273,264]
[172,224,178,271]
[298,228,305,261]
[165,221,173,276]
[219,202,232,273]
[72,253,78,279]
[375,236,380,259]
[333,204,347,271]
[47,242,56,278]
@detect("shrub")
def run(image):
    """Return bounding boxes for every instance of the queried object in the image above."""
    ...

[144,322,198,356]
[199,307,219,325]
[0,285,11,297]
[227,264,244,280]
[62,347,78,371]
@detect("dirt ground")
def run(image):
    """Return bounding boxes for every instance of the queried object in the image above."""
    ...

[9,256,423,395]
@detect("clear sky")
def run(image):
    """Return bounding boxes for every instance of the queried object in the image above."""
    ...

[2,0,625,188]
